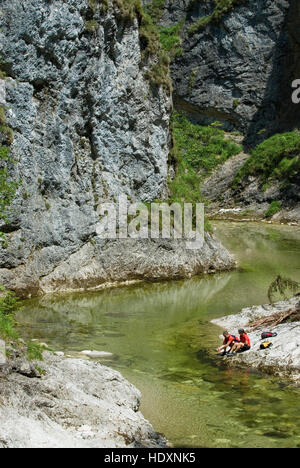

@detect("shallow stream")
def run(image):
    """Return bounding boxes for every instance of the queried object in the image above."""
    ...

[18,222,300,448]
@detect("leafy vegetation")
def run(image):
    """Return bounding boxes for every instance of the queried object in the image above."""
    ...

[27,341,45,362]
[85,19,99,33]
[188,67,198,93]
[85,1,172,89]
[143,0,166,23]
[143,1,184,61]
[139,9,172,91]
[89,0,109,13]
[0,287,46,364]
[234,131,300,187]
[158,22,184,59]
[265,201,281,219]
[0,286,21,340]
[188,0,248,35]
[171,111,241,177]
[168,112,241,230]
[0,107,22,346]
[0,106,18,243]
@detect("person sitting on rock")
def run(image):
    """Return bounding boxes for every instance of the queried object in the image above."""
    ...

[232,329,251,353]
[217,331,240,355]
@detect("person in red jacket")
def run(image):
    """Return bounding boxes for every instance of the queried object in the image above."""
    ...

[234,329,251,353]
[217,331,240,355]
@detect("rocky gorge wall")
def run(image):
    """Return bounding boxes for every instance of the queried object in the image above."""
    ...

[160,0,295,146]
[0,0,235,296]
[151,0,299,223]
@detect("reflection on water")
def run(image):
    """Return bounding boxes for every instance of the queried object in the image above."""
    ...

[17,222,300,448]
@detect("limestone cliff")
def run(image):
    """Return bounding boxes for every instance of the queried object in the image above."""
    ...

[154,0,300,223]
[0,0,235,296]
[160,0,296,145]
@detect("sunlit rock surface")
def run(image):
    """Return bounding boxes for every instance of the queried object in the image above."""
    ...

[212,296,300,384]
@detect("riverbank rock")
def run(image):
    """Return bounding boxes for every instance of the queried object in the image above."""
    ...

[211,296,300,384]
[80,350,114,358]
[0,353,168,448]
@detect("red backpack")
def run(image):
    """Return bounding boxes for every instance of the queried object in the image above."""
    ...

[261,332,278,340]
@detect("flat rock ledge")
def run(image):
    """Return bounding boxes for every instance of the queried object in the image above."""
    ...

[0,235,236,298]
[211,296,300,385]
[0,353,168,448]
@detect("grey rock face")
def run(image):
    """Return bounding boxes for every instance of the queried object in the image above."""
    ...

[36,235,236,295]
[212,296,300,384]
[277,0,300,133]
[0,0,235,296]
[0,353,168,448]
[163,0,294,144]
[0,339,6,366]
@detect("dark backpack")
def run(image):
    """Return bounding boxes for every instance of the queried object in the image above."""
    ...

[261,332,278,340]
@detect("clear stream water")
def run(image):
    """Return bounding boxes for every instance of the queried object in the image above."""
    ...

[17,222,300,448]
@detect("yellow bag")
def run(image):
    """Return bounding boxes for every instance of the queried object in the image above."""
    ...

[260,341,273,350]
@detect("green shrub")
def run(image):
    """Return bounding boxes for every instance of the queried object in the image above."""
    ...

[265,201,281,219]
[0,147,18,241]
[171,111,241,175]
[27,341,45,361]
[168,111,241,232]
[158,22,184,59]
[188,15,212,35]
[0,105,18,241]
[234,131,300,187]
[188,0,248,35]
[0,287,21,340]
[188,68,198,92]
[0,312,18,340]
[0,286,22,315]
[85,20,99,33]
[144,0,166,23]
[233,98,239,109]
[0,287,46,361]
[139,11,172,91]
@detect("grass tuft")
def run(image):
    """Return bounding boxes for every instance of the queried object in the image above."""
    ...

[233,131,300,187]
[168,111,241,230]
[27,341,45,362]
[265,201,281,219]
[0,286,21,341]
[188,0,248,35]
